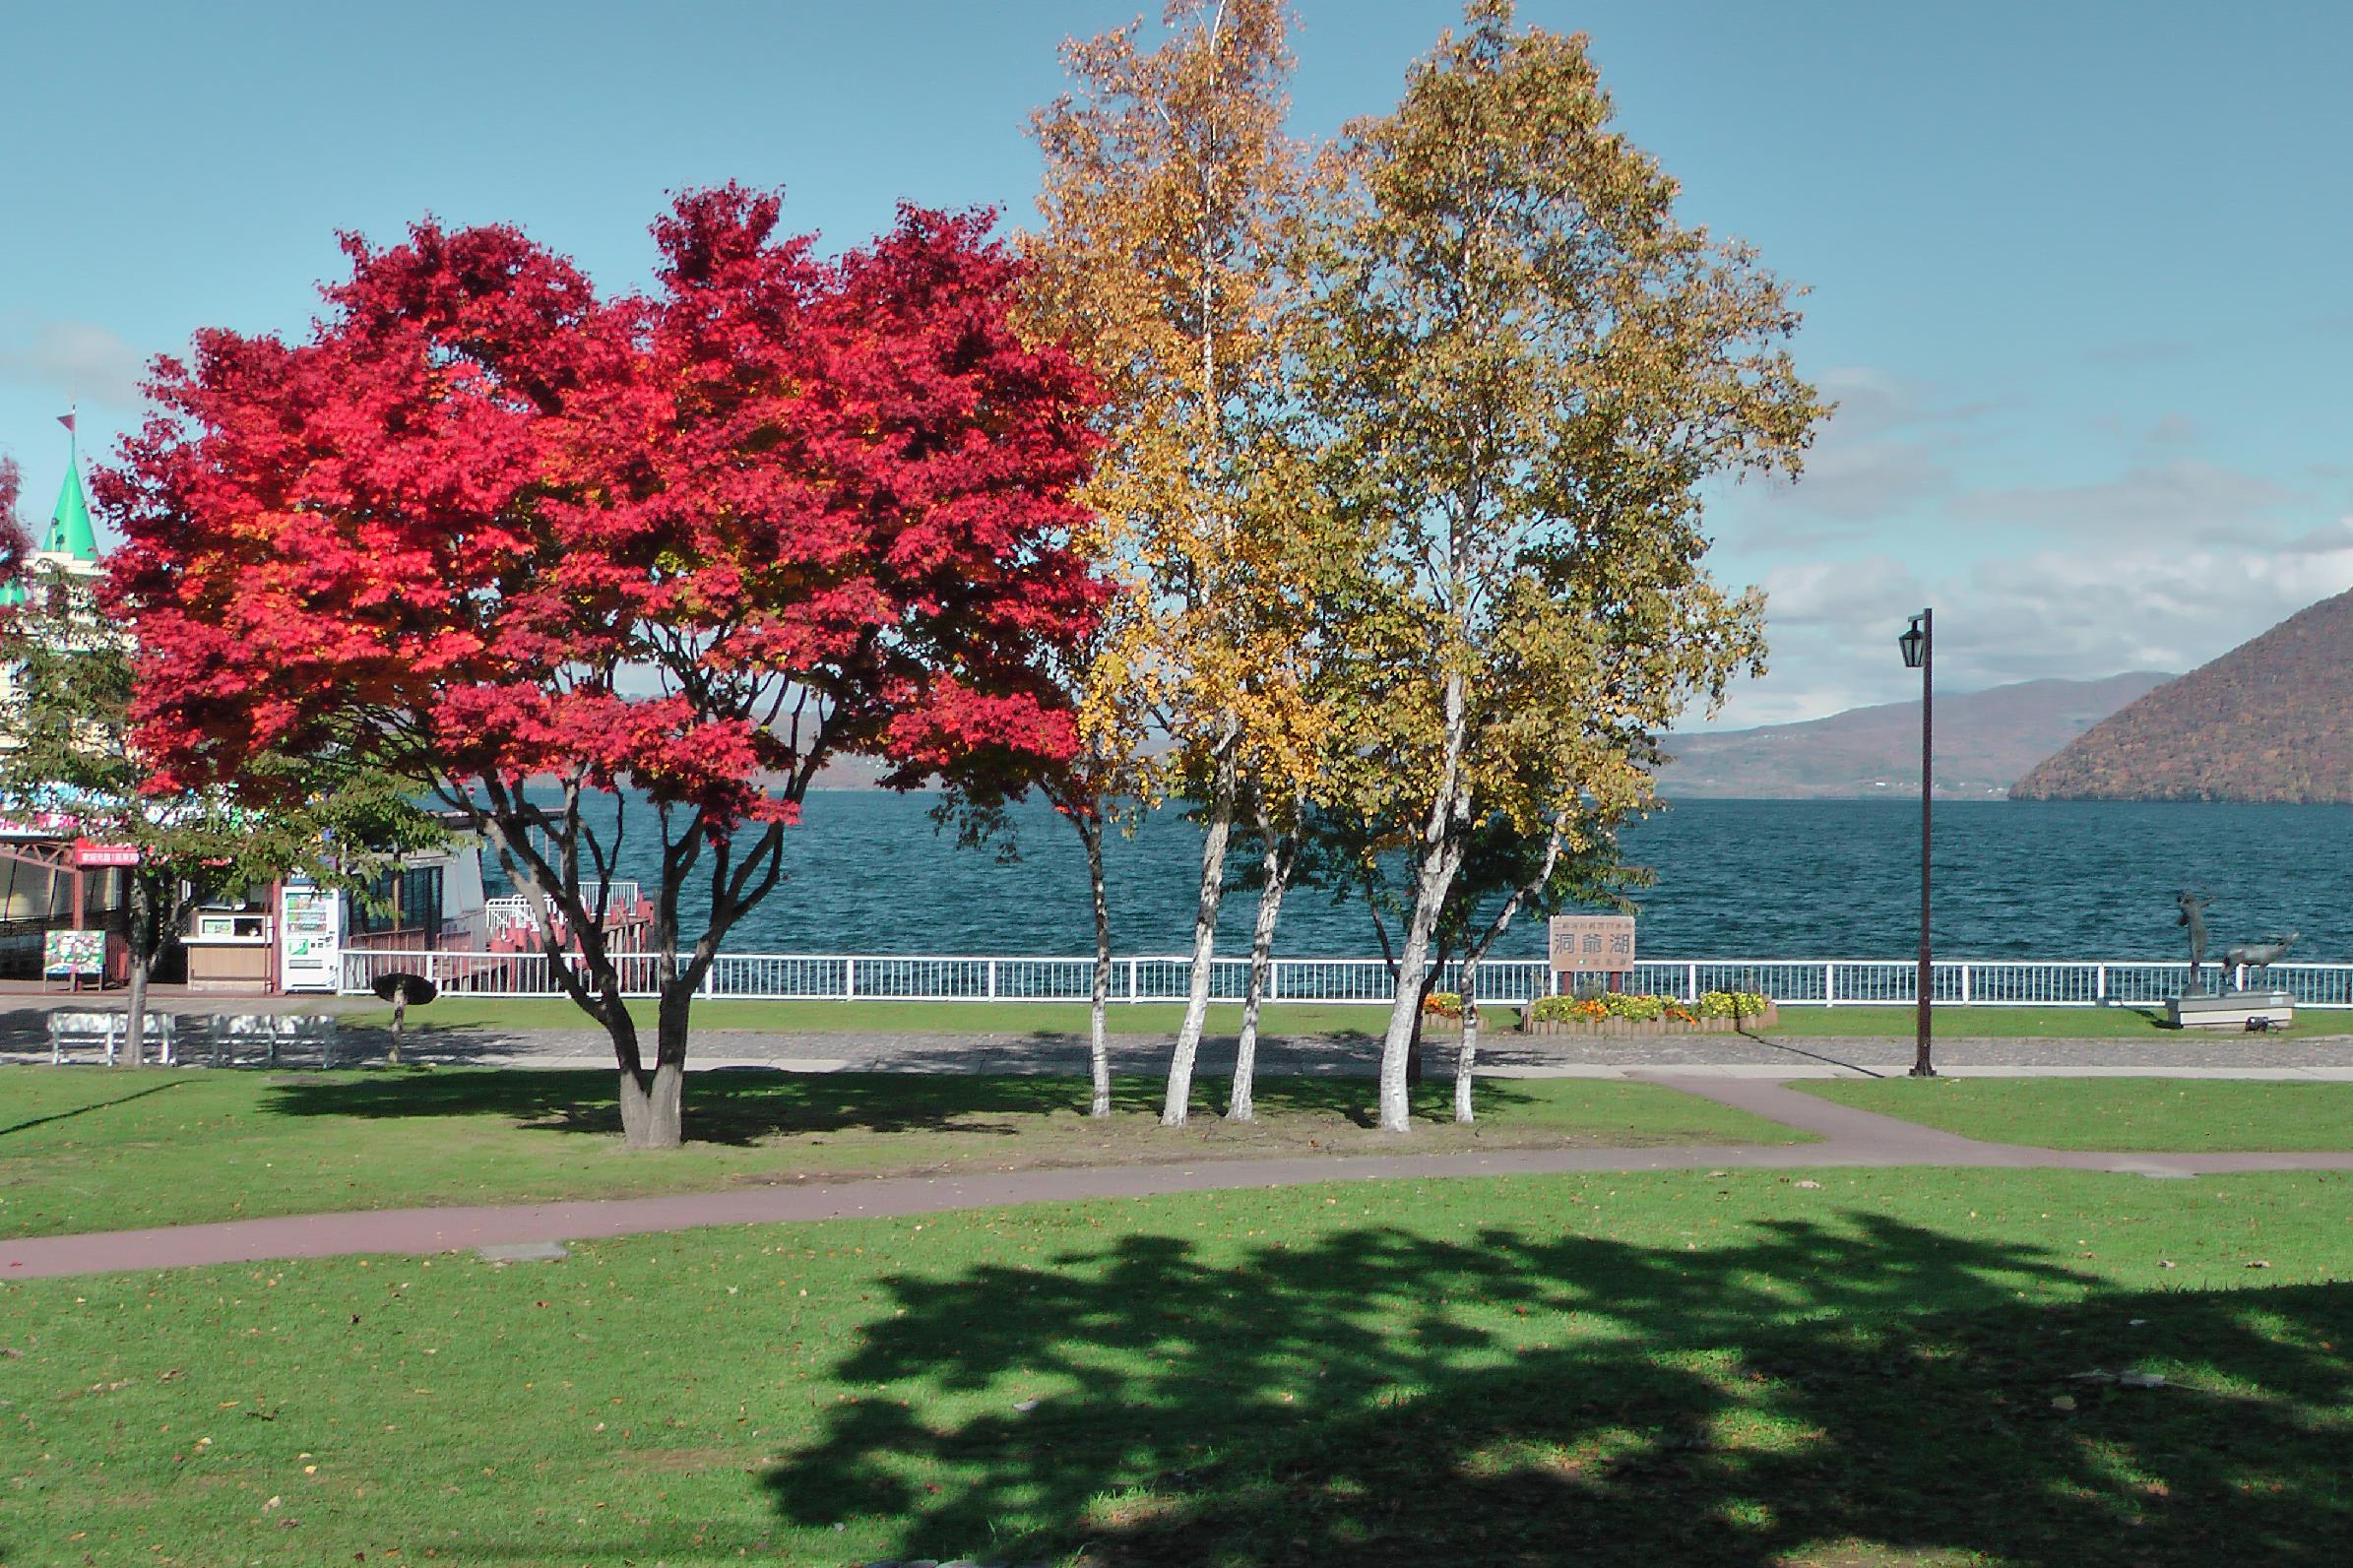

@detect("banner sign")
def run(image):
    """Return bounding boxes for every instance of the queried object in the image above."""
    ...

[44,928,106,977]
[1548,914,1635,973]
[73,839,141,868]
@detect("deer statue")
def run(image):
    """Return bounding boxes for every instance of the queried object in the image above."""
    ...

[2221,932,2299,988]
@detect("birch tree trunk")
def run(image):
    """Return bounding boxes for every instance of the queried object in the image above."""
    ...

[1375,838,1462,1131]
[1163,745,1239,1126]
[1454,819,1570,1125]
[1375,672,1470,1132]
[1228,809,1295,1122]
[1083,812,1113,1119]
[1454,960,1481,1123]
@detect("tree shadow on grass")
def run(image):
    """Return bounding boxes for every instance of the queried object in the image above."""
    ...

[0,1078,186,1138]
[763,1210,2353,1565]
[253,1070,1538,1148]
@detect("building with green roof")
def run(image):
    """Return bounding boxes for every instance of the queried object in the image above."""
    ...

[42,441,101,564]
[2,431,103,610]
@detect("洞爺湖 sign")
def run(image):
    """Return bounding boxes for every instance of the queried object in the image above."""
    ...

[1549,914,1634,973]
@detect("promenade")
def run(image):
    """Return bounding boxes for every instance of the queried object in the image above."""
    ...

[8,991,2353,1077]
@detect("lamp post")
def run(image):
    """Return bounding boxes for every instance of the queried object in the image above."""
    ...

[1898,609,1935,1077]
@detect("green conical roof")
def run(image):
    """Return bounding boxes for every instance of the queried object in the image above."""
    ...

[43,444,99,563]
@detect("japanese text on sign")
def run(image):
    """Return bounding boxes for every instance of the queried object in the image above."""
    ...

[1548,914,1635,972]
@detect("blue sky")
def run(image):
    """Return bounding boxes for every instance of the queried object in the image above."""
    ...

[5,0,2349,726]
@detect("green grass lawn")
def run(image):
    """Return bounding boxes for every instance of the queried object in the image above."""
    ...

[1768,1003,2353,1038]
[1800,1076,2353,1152]
[4,1167,2349,1565]
[0,1067,1811,1239]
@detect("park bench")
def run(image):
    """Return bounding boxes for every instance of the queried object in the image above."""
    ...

[209,1013,343,1067]
[48,1011,177,1066]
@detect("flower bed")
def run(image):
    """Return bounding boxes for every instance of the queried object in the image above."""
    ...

[1519,990,1776,1035]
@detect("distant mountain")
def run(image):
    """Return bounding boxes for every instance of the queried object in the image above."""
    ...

[1659,673,2172,799]
[2010,590,2353,802]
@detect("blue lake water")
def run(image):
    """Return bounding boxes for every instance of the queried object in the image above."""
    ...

[491,793,2353,962]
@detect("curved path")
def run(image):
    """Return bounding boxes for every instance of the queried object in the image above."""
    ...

[8,1075,2353,1281]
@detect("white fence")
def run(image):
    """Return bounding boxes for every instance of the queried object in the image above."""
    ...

[336,950,2353,1008]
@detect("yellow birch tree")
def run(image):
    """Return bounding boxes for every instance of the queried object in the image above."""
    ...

[1026,0,1335,1126]
[1305,0,1826,1132]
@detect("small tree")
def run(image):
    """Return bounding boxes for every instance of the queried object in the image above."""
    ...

[1306,2,1821,1131]
[0,561,437,1064]
[102,190,1105,1144]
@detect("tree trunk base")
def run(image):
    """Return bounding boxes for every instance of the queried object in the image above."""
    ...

[618,1063,685,1149]
[1454,1029,1478,1123]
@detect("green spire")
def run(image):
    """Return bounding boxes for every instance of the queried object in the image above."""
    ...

[43,437,99,564]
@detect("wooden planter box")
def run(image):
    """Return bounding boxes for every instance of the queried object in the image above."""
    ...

[1513,1004,1779,1036]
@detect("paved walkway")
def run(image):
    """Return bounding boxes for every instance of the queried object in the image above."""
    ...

[12,996,2351,1078]
[8,1072,2352,1282]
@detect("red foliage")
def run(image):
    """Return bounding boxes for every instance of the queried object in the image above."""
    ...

[99,187,1106,835]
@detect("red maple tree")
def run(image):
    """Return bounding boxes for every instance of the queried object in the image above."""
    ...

[100,187,1105,1144]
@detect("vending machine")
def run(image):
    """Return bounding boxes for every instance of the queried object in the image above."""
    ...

[279,879,345,993]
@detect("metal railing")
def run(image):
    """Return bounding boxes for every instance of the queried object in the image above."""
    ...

[335,951,2353,1008]
[482,883,645,940]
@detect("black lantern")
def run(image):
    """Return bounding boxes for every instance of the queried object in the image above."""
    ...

[1897,614,1926,670]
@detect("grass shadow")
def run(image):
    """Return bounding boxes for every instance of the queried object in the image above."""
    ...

[762,1210,2353,1565]
[0,1078,186,1138]
[254,1069,1537,1148]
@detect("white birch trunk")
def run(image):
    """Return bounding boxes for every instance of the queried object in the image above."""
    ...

[1454,819,1572,1125]
[1454,962,1481,1123]
[1163,748,1238,1126]
[1084,813,1113,1119]
[1229,810,1293,1123]
[1375,671,1471,1132]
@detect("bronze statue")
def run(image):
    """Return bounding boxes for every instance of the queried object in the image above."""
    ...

[2223,932,2298,987]
[2176,890,2214,994]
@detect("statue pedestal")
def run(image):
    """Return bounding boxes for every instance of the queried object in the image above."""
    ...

[2169,990,2294,1031]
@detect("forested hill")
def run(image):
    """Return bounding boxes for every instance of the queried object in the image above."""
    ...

[1657,673,2168,798]
[2010,589,2353,802]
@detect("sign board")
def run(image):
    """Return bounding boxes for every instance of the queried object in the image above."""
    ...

[279,881,344,993]
[1548,914,1635,973]
[73,839,141,868]
[44,928,106,978]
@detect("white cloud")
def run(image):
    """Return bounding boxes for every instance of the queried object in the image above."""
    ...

[0,320,150,409]
[1701,540,2353,730]
[1955,546,2353,687]
[1740,366,1997,534]
[1951,460,2302,543]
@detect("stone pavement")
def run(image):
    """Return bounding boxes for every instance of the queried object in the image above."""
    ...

[7,1069,2352,1282]
[17,1012,2349,1076]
